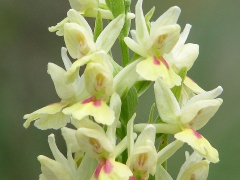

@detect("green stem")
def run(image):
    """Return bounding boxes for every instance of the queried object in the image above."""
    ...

[158,134,168,169]
[120,0,131,66]
[93,12,103,42]
[171,67,188,102]
[148,103,155,124]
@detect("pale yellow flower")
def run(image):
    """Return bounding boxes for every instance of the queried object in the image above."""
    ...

[154,78,223,163]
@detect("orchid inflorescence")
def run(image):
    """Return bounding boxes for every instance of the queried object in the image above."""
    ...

[23,0,223,179]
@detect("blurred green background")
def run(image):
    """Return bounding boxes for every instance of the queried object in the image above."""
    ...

[1,0,239,179]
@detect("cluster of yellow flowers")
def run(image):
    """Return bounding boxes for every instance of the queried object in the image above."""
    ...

[23,0,223,179]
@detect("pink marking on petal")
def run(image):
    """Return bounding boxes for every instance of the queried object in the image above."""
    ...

[192,129,202,139]
[103,159,113,174]
[94,162,104,178]
[161,57,169,69]
[82,97,94,104]
[153,56,160,65]
[129,176,136,180]
[93,99,102,107]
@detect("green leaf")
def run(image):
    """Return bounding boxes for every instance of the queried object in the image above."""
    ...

[156,133,163,140]
[134,80,152,97]
[120,0,131,67]
[109,56,123,77]
[120,87,138,127]
[171,67,188,101]
[148,174,155,180]
[154,116,164,140]
[105,0,125,17]
[148,103,155,124]
[154,115,164,124]
[130,53,141,62]
[158,134,169,170]
[93,11,103,42]
[119,33,130,67]
[145,6,155,32]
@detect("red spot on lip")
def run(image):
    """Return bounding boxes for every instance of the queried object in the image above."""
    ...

[94,161,104,178]
[129,176,137,180]
[82,97,102,107]
[161,57,169,69]
[94,159,113,178]
[153,56,160,65]
[93,100,102,107]
[82,97,94,104]
[103,159,113,174]
[192,129,202,139]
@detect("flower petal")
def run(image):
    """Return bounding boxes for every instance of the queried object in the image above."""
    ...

[175,129,219,163]
[183,76,205,94]
[136,57,166,81]
[113,59,140,96]
[23,102,68,129]
[173,43,199,71]
[134,124,156,148]
[92,159,132,180]
[127,113,136,155]
[170,24,192,57]
[48,63,75,100]
[177,151,209,180]
[83,7,114,19]
[127,125,157,178]
[65,54,93,84]
[180,99,223,129]
[106,93,122,146]
[154,78,181,124]
[147,24,180,56]
[182,86,223,108]
[84,56,113,98]
[151,6,181,33]
[61,47,72,70]
[157,140,184,164]
[48,134,74,175]
[39,174,47,180]
[48,17,69,36]
[96,14,125,52]
[64,23,95,59]
[63,99,115,125]
[155,163,173,180]
[61,127,81,153]
[76,123,114,159]
[127,146,157,178]
[38,155,72,180]
[177,161,209,180]
[76,154,98,180]
[34,112,70,130]
[135,0,149,45]
[124,37,148,57]
[68,0,90,11]
[67,9,93,37]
